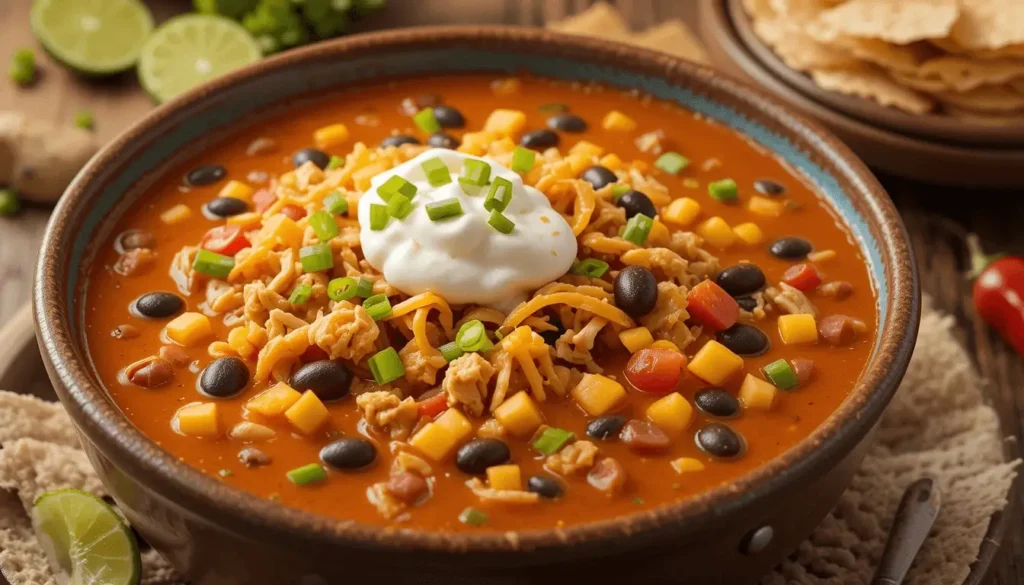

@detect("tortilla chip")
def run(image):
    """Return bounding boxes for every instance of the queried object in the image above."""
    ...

[944,104,1024,124]
[890,71,958,93]
[634,20,709,64]
[768,0,834,21]
[1010,78,1024,94]
[837,38,939,74]
[743,0,776,19]
[810,66,936,113]
[930,84,1024,113]
[753,18,858,71]
[971,44,1024,60]
[547,2,631,42]
[950,0,1024,51]
[810,0,959,44]
[916,56,1024,92]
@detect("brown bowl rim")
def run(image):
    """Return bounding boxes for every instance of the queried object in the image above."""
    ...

[34,25,919,555]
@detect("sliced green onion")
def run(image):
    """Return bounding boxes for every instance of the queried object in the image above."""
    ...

[193,249,235,278]
[622,213,654,246]
[355,277,374,298]
[309,210,340,241]
[483,177,513,213]
[387,194,413,220]
[425,198,463,221]
[458,178,486,196]
[439,341,464,363]
[455,320,493,353]
[461,159,491,186]
[299,243,334,272]
[323,191,349,215]
[459,507,488,526]
[363,294,393,321]
[0,189,20,216]
[571,258,609,278]
[286,463,327,486]
[487,209,515,234]
[538,103,568,114]
[708,178,738,202]
[289,284,313,305]
[655,152,690,175]
[511,147,535,174]
[532,427,575,456]
[611,184,631,201]
[377,175,417,202]
[326,155,343,170]
[9,48,35,86]
[327,277,357,302]
[763,359,799,390]
[413,107,441,134]
[369,347,405,384]
[420,157,452,187]
[369,203,389,231]
[74,110,94,131]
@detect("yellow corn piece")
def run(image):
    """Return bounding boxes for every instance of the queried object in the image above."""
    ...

[218,180,254,201]
[619,327,655,354]
[670,457,706,474]
[748,195,784,217]
[483,109,527,137]
[647,219,671,247]
[778,314,818,344]
[663,197,701,227]
[598,153,623,170]
[259,214,303,250]
[602,110,637,132]
[164,313,213,347]
[229,421,276,441]
[227,211,263,229]
[175,403,220,437]
[732,222,764,245]
[646,393,694,434]
[696,216,736,249]
[458,131,496,155]
[434,408,473,444]
[247,383,302,417]
[486,464,522,491]
[227,327,254,358]
[650,340,680,352]
[493,392,545,438]
[739,373,776,410]
[314,123,350,149]
[284,390,330,434]
[565,153,593,175]
[569,140,604,158]
[571,373,627,417]
[687,340,743,385]
[160,204,191,225]
[410,423,458,461]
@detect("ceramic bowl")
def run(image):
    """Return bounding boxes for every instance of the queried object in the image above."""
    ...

[34,26,920,585]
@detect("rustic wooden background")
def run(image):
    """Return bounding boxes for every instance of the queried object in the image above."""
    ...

[2,0,1023,583]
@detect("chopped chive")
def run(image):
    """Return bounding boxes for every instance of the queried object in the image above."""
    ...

[218,468,233,478]
[532,427,574,456]
[369,203,389,231]
[511,147,535,174]
[74,110,94,131]
[611,184,631,201]
[377,175,417,202]
[286,463,327,486]
[326,155,343,170]
[323,191,349,215]
[363,294,393,321]
[461,159,491,186]
[622,213,653,246]
[439,341,464,362]
[763,359,799,390]
[487,209,515,234]
[299,243,334,272]
[193,249,236,278]
[9,48,35,86]
[425,198,463,221]
[421,157,452,187]
[655,152,690,175]
[369,347,405,384]
[455,320,493,353]
[327,277,358,302]
[413,107,441,134]
[387,194,413,220]
[571,258,609,278]
[459,507,489,526]
[538,103,568,114]
[309,211,340,241]
[708,178,738,202]
[355,277,374,298]
[483,177,513,213]
[0,189,20,216]
[289,283,313,305]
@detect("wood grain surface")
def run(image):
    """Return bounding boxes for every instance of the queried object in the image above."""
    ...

[1,1,1022,583]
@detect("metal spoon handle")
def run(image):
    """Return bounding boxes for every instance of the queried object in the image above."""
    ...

[870,477,942,585]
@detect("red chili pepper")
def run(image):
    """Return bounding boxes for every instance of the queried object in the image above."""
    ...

[417,393,448,419]
[969,235,1024,357]
[200,225,250,256]
[686,280,739,331]
[782,263,822,291]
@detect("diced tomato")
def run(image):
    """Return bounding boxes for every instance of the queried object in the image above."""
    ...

[200,225,250,256]
[280,204,307,221]
[686,280,739,331]
[252,188,277,213]
[782,263,823,291]
[624,348,687,394]
[417,392,449,419]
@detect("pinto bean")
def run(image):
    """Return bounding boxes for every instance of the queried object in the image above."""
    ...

[791,358,815,385]
[125,357,174,388]
[115,229,155,252]
[386,472,429,504]
[818,281,853,301]
[587,458,626,495]
[113,248,156,277]
[159,345,191,367]
[619,420,670,453]
[818,315,857,346]
[111,324,140,340]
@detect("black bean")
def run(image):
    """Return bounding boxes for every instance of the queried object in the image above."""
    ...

[586,415,628,440]
[696,423,745,458]
[520,129,559,149]
[527,475,564,499]
[547,113,587,133]
[616,190,657,219]
[431,105,465,128]
[614,265,658,318]
[770,237,812,260]
[290,360,353,402]
[292,148,330,169]
[694,388,740,418]
[715,264,766,297]
[132,292,184,319]
[380,135,421,148]
[205,197,249,218]
[754,179,786,196]
[320,438,377,470]
[581,165,617,190]
[455,439,511,475]
[716,324,771,356]
[185,165,226,186]
[198,357,250,398]
[540,317,565,346]
[427,132,459,149]
[736,296,758,312]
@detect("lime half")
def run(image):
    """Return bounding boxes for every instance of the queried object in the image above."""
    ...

[139,15,262,104]
[31,0,154,76]
[31,489,141,585]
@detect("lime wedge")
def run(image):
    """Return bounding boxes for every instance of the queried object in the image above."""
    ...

[30,0,154,76]
[138,14,262,104]
[31,489,141,585]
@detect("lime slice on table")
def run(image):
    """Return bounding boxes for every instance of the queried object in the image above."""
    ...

[30,0,154,76]
[139,15,263,104]
[31,489,141,585]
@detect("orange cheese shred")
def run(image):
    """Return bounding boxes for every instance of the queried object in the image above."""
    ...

[501,292,633,331]
[569,181,597,236]
[387,292,454,337]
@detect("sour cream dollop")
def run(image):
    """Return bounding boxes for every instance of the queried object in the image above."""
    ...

[359,149,577,310]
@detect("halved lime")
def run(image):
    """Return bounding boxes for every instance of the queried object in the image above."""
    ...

[138,14,262,104]
[31,489,141,585]
[30,0,154,76]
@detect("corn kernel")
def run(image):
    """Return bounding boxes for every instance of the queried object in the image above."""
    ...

[778,314,819,344]
[569,140,604,158]
[486,464,522,491]
[697,216,736,249]
[259,214,303,250]
[227,211,262,229]
[619,327,655,353]
[164,313,213,347]
[663,197,701,227]
[748,195,784,217]
[602,110,637,132]
[598,153,623,170]
[571,373,627,417]
[738,373,777,410]
[670,457,706,474]
[229,421,276,441]
[219,180,254,201]
[434,408,473,444]
[646,393,694,434]
[687,340,744,385]
[284,390,330,435]
[457,130,496,156]
[732,222,764,245]
[483,109,527,137]
[175,402,220,437]
[650,340,681,352]
[247,383,302,417]
[566,153,593,175]
[493,392,545,437]
[227,327,255,358]
[160,204,191,225]
[410,423,458,461]
[648,218,671,247]
[314,123,350,149]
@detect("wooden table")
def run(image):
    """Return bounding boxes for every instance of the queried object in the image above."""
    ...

[1,1,1022,583]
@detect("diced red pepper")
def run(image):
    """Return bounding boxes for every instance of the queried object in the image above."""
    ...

[417,392,448,419]
[252,188,277,213]
[280,204,307,221]
[200,225,250,256]
[686,280,739,331]
[624,348,686,394]
[782,263,822,291]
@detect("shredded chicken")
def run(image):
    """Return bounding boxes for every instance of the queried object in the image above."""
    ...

[466,478,540,504]
[489,326,566,410]
[545,440,599,476]
[169,246,199,295]
[243,281,291,326]
[307,302,380,362]
[554,317,608,373]
[640,281,697,350]
[392,451,433,477]
[765,282,817,316]
[399,341,448,387]
[667,231,721,280]
[254,324,310,383]
[620,247,693,286]
[441,353,495,417]
[356,391,419,440]
[740,291,768,321]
